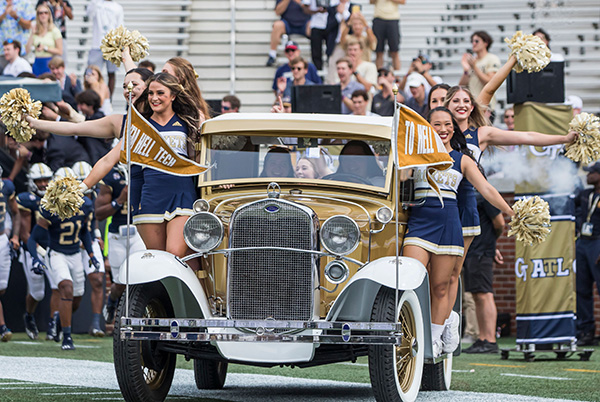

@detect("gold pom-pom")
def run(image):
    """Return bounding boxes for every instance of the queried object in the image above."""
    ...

[100,25,150,67]
[564,112,600,163]
[41,177,84,220]
[0,88,42,143]
[504,31,551,73]
[508,196,551,245]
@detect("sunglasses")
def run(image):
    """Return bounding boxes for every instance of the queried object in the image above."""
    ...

[37,10,49,14]
[221,105,231,111]
[471,39,480,44]
[378,71,389,77]
[285,48,297,53]
[291,66,304,71]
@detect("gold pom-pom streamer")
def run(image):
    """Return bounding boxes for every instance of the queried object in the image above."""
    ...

[507,196,551,245]
[41,177,84,220]
[564,112,600,163]
[504,31,551,73]
[100,25,150,67]
[0,88,42,143]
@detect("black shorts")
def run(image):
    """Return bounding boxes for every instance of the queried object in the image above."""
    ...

[463,254,494,293]
[373,18,400,53]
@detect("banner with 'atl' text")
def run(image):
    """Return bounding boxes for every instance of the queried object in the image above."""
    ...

[119,106,209,176]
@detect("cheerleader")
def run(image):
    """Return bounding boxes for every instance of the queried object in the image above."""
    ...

[403,107,515,356]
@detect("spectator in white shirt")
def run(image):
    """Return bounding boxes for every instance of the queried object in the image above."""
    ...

[2,38,31,76]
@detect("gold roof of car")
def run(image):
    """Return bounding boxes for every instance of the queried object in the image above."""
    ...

[201,113,393,140]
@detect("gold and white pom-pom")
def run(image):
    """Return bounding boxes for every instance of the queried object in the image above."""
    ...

[0,88,42,143]
[564,112,600,163]
[41,177,84,220]
[507,196,551,245]
[505,31,551,73]
[101,25,150,67]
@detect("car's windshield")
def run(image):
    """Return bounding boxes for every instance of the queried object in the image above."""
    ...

[202,135,391,188]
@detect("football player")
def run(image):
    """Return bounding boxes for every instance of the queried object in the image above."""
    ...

[17,163,55,340]
[96,164,145,324]
[72,161,106,337]
[27,167,100,350]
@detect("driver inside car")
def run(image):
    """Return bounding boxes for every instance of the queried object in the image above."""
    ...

[332,140,385,186]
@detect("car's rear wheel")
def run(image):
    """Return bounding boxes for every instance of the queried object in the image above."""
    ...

[114,282,177,402]
[194,359,228,389]
[421,353,452,391]
[369,288,424,402]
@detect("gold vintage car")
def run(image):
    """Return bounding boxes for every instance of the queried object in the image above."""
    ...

[114,113,456,402]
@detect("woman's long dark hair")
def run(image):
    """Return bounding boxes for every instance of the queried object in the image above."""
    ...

[134,72,200,138]
[427,83,450,111]
[427,107,475,161]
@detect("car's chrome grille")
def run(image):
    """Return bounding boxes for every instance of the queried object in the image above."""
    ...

[228,200,315,321]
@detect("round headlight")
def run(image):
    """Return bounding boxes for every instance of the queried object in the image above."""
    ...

[376,206,393,224]
[193,199,210,213]
[324,260,349,284]
[321,215,360,255]
[183,212,223,253]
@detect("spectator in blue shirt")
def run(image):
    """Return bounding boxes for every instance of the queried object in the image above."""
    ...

[272,40,321,94]
[266,0,310,66]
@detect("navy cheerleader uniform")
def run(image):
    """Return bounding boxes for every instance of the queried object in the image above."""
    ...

[458,126,482,237]
[133,114,196,224]
[404,150,465,256]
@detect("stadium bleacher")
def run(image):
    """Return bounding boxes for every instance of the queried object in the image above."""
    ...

[65,0,599,114]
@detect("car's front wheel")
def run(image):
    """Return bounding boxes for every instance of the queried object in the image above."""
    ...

[368,288,424,402]
[194,359,228,389]
[113,282,177,402]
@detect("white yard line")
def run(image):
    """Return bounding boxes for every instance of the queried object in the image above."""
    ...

[0,356,584,402]
[501,373,575,381]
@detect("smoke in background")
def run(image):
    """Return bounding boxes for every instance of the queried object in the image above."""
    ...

[481,145,584,195]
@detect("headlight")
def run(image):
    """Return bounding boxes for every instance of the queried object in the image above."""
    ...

[321,215,360,255]
[376,206,393,224]
[183,212,223,253]
[324,260,349,284]
[193,199,210,212]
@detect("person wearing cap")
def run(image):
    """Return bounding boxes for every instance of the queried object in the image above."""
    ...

[459,30,501,110]
[266,0,310,67]
[566,95,583,116]
[371,66,401,117]
[2,38,31,76]
[405,73,428,117]
[575,162,600,346]
[272,40,321,95]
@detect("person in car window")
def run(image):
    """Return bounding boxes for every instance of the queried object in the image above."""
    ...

[260,147,295,178]
[334,140,384,185]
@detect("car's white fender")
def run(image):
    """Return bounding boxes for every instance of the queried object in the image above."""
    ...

[117,250,212,319]
[326,256,428,323]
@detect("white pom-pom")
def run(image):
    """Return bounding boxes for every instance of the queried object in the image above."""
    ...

[505,31,551,73]
[564,112,600,163]
[507,196,551,245]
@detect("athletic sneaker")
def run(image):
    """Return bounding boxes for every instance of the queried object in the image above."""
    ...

[0,325,12,342]
[442,311,460,353]
[46,317,57,341]
[266,55,276,67]
[89,325,105,337]
[103,297,117,324]
[432,337,443,358]
[24,313,39,340]
[61,335,75,350]
[463,339,499,354]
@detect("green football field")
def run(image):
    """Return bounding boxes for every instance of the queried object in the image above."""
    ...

[0,333,599,401]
